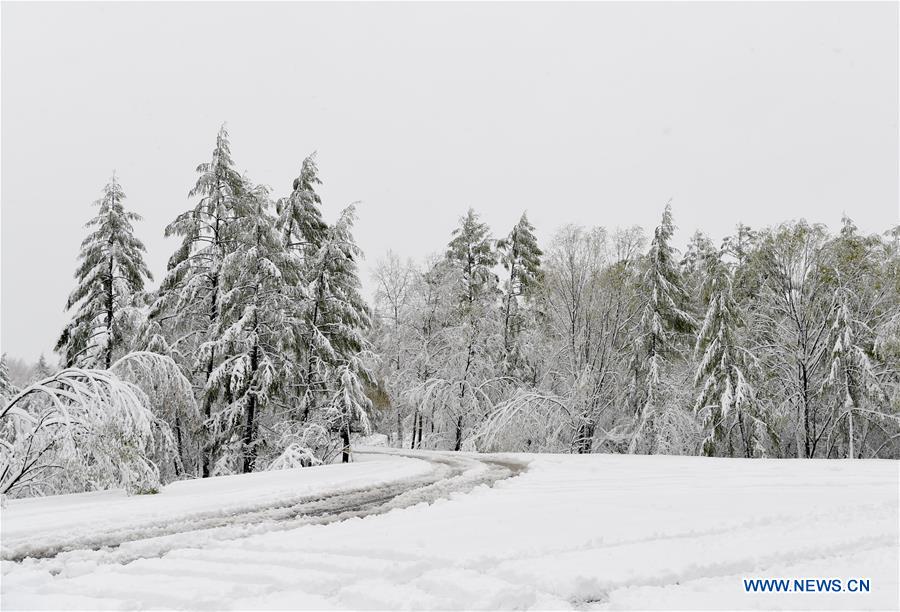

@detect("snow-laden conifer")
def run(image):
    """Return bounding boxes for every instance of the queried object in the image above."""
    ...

[200,183,299,473]
[0,354,17,402]
[628,202,696,453]
[156,124,243,476]
[438,209,502,449]
[277,153,329,263]
[497,212,542,361]
[693,255,768,457]
[56,175,152,369]
[295,205,374,463]
[821,289,889,458]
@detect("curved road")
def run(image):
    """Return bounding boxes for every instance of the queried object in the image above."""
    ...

[3,449,528,567]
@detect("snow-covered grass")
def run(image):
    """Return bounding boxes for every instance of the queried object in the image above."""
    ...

[2,452,897,610]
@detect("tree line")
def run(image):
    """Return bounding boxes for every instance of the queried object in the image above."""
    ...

[370,205,900,459]
[1,125,898,498]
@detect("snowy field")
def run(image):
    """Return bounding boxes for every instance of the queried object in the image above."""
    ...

[2,450,898,610]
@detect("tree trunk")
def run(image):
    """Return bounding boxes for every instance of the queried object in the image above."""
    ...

[738,413,750,458]
[848,409,854,459]
[417,412,424,448]
[201,252,221,478]
[242,395,257,474]
[454,415,464,451]
[341,426,352,463]
[173,415,184,476]
[105,254,115,369]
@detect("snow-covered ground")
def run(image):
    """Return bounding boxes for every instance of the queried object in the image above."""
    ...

[2,451,897,610]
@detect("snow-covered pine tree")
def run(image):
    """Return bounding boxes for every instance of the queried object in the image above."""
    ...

[296,205,373,463]
[875,224,900,402]
[444,208,500,450]
[497,212,542,364]
[681,230,717,306]
[722,223,761,306]
[693,253,767,457]
[0,354,17,402]
[156,124,244,477]
[275,154,329,421]
[723,223,758,266]
[56,175,152,369]
[33,355,53,382]
[201,182,298,473]
[277,154,329,264]
[628,202,696,454]
[821,290,889,459]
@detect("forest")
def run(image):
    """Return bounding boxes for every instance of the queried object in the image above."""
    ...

[2,125,899,499]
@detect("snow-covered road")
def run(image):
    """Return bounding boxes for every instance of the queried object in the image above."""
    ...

[2,451,897,610]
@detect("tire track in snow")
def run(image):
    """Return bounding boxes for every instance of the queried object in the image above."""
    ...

[3,450,528,567]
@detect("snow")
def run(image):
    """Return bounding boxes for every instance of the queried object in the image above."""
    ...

[1,453,433,562]
[2,451,898,610]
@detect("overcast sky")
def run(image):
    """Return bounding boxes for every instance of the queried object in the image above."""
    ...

[2,2,898,363]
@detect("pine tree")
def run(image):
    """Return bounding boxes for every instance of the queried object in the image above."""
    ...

[56,175,152,368]
[723,223,758,266]
[34,354,53,381]
[445,208,499,450]
[722,223,760,305]
[157,124,243,477]
[300,205,373,462]
[447,209,498,308]
[822,288,886,458]
[0,354,16,402]
[681,230,717,306]
[276,154,328,421]
[200,182,299,473]
[628,202,695,453]
[497,212,542,359]
[693,255,764,457]
[277,154,329,264]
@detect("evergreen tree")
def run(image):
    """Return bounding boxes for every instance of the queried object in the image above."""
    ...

[723,223,760,305]
[56,175,152,368]
[497,212,542,358]
[277,154,329,422]
[299,205,374,462]
[157,124,243,477]
[0,354,16,402]
[202,183,299,473]
[681,230,717,306]
[723,223,758,266]
[445,208,499,450]
[277,153,329,264]
[822,288,886,458]
[447,208,498,307]
[34,354,53,381]
[628,202,695,453]
[693,255,766,457]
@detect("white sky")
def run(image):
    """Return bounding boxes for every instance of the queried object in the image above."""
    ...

[2,2,898,362]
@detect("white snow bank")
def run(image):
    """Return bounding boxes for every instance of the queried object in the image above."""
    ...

[2,453,897,610]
